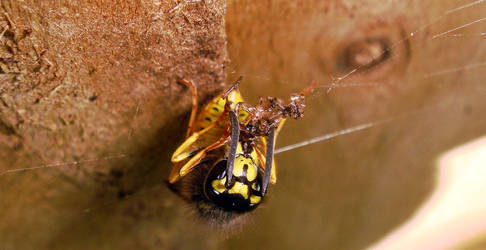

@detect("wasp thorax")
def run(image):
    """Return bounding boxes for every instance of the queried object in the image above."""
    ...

[204,156,263,213]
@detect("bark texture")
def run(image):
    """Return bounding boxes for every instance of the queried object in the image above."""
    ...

[1,1,226,249]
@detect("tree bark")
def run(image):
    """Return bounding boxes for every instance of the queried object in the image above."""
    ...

[1,1,226,249]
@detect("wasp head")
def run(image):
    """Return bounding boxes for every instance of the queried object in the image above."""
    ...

[203,156,263,213]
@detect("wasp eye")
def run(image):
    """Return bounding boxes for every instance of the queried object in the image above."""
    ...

[203,159,263,213]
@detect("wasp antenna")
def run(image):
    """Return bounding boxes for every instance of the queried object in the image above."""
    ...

[225,110,240,187]
[262,127,276,196]
[222,76,243,99]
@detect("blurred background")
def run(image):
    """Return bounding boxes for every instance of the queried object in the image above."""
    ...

[222,0,486,249]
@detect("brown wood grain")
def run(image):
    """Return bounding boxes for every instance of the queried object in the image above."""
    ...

[1,0,486,249]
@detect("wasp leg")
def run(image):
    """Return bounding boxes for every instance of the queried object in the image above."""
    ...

[178,79,199,138]
[225,110,240,188]
[176,128,230,179]
[170,135,228,183]
[171,96,232,164]
[169,162,185,183]
[171,120,218,163]
[170,121,229,183]
[262,127,276,196]
[172,97,235,182]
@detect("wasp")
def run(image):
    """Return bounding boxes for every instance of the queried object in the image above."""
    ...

[169,77,316,225]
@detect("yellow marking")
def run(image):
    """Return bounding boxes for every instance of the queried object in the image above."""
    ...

[251,182,258,191]
[228,181,249,199]
[216,98,225,106]
[271,160,277,184]
[238,110,249,123]
[232,144,258,181]
[233,155,258,182]
[228,91,244,106]
[196,96,227,129]
[246,165,257,182]
[236,143,243,154]
[209,106,221,115]
[250,195,261,204]
[232,155,258,181]
[232,157,246,177]
[211,177,227,193]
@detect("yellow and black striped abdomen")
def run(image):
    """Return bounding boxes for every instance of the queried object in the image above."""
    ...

[193,90,247,132]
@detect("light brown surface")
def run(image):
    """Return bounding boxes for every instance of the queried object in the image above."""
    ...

[224,0,486,249]
[1,0,486,249]
[1,1,226,249]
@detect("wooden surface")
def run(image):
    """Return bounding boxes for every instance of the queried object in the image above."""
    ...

[224,0,486,249]
[2,0,486,249]
[1,1,226,249]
